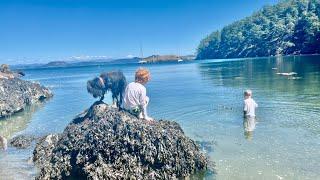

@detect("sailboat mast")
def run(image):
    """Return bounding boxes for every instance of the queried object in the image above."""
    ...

[139,43,144,59]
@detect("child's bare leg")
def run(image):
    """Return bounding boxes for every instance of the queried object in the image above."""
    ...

[0,136,7,151]
[142,96,153,121]
[111,98,117,108]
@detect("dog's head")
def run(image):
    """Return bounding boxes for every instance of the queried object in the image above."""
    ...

[87,77,105,98]
[100,72,114,90]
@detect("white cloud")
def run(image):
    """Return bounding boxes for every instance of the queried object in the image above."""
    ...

[69,55,111,61]
[126,54,134,58]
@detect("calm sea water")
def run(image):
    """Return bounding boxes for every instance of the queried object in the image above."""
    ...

[1,55,320,179]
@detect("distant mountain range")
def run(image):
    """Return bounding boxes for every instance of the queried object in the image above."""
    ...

[11,54,195,69]
[11,57,140,69]
[197,0,320,59]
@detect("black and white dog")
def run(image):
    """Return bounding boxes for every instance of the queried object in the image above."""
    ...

[87,71,127,108]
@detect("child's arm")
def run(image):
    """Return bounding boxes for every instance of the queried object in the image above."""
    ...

[243,100,248,117]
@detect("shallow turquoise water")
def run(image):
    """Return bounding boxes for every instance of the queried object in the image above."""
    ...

[1,55,320,179]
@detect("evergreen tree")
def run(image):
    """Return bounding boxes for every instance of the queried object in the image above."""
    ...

[196,0,320,59]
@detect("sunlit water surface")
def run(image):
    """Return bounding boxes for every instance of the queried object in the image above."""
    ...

[1,55,320,180]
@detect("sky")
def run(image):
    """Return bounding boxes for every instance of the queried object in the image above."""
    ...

[0,0,278,64]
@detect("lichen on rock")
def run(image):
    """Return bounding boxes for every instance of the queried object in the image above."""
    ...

[33,102,208,179]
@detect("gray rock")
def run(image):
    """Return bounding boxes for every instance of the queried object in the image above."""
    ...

[10,135,36,149]
[33,134,60,167]
[0,78,53,118]
[33,102,208,179]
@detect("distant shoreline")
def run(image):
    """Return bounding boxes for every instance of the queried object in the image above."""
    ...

[141,55,195,63]
[9,53,320,69]
[196,53,320,61]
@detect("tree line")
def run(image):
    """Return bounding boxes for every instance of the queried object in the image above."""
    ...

[196,0,320,59]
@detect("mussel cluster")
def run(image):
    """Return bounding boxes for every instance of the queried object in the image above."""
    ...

[33,102,208,179]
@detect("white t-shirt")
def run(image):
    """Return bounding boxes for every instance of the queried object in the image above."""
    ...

[244,98,258,117]
[123,82,147,110]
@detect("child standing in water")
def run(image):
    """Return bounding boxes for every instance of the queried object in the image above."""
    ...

[243,90,258,138]
[0,135,7,151]
[243,89,258,118]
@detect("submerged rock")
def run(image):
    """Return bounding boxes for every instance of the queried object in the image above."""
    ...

[10,135,37,149]
[0,77,53,118]
[33,102,208,179]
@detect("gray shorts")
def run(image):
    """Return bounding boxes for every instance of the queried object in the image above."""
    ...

[127,107,141,117]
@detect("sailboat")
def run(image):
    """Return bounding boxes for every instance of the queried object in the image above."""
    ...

[177,46,183,62]
[138,60,147,64]
[138,43,147,64]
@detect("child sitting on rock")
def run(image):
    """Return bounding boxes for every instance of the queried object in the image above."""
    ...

[123,68,153,121]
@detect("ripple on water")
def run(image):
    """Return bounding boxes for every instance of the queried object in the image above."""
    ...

[2,56,320,179]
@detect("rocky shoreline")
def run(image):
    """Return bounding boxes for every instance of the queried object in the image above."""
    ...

[31,102,209,179]
[0,76,53,118]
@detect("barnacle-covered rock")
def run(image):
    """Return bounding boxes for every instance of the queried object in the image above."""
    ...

[0,77,53,118]
[33,134,60,167]
[10,134,36,149]
[33,101,208,179]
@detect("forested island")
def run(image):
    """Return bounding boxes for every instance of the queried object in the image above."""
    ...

[142,55,195,63]
[196,0,320,59]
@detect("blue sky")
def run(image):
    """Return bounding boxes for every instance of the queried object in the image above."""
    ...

[0,0,278,64]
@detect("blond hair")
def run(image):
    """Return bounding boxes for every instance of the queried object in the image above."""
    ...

[244,89,252,97]
[135,68,150,84]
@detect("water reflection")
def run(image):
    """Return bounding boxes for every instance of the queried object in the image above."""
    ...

[243,116,256,140]
[196,56,320,179]
[0,103,44,139]
[198,55,320,92]
[197,55,320,135]
[0,103,45,179]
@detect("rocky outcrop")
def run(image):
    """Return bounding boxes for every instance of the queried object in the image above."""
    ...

[10,135,37,149]
[33,102,208,179]
[0,64,25,78]
[33,134,60,166]
[0,77,53,118]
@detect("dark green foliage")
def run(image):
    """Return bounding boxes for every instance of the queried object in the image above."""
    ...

[197,0,320,59]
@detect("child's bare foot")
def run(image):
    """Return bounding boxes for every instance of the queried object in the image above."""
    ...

[138,113,144,119]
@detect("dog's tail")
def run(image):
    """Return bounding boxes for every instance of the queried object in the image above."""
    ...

[87,77,105,98]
